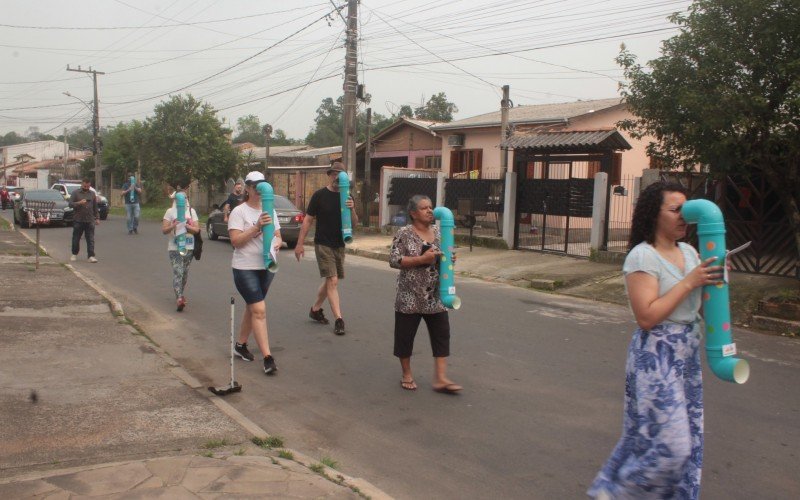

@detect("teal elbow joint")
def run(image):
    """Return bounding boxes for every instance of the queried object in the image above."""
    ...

[682,199,749,384]
[256,181,278,273]
[338,171,353,244]
[175,192,188,257]
[433,206,461,310]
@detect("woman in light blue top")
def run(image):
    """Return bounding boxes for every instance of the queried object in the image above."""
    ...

[588,181,723,500]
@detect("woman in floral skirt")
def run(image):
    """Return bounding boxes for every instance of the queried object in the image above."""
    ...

[588,181,723,499]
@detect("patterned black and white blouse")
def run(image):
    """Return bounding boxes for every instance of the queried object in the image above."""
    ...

[389,225,447,315]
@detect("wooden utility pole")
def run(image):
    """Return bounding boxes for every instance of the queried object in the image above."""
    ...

[63,128,68,175]
[262,124,272,175]
[66,66,104,190]
[500,85,511,172]
[363,107,372,227]
[342,0,358,180]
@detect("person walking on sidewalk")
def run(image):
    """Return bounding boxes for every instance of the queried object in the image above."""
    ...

[588,181,723,500]
[294,162,358,336]
[121,173,142,234]
[389,195,461,394]
[228,171,282,375]
[161,184,200,312]
[69,178,100,263]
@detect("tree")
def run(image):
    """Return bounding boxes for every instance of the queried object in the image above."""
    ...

[414,92,458,122]
[0,131,26,147]
[146,94,239,204]
[271,129,301,146]
[617,0,800,263]
[306,97,344,147]
[102,120,148,184]
[233,114,265,146]
[398,105,414,118]
[306,96,394,147]
[58,126,94,151]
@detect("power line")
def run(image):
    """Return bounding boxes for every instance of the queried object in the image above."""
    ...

[104,6,345,106]
[0,4,333,30]
[368,8,499,92]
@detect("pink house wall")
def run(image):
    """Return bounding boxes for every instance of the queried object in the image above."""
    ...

[439,104,655,181]
[565,105,653,180]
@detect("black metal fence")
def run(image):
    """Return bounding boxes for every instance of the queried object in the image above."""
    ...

[443,170,504,237]
[606,174,637,252]
[662,171,797,278]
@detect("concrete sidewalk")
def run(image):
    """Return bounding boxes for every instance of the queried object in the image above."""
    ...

[0,226,387,499]
[343,232,798,332]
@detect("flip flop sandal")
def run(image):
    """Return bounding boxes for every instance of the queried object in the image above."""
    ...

[401,379,417,391]
[433,383,462,394]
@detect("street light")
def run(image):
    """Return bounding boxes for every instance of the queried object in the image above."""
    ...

[262,124,272,175]
[64,91,100,190]
[63,91,91,111]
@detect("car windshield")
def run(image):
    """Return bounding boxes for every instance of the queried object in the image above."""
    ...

[27,190,64,201]
[65,185,81,195]
[273,195,298,210]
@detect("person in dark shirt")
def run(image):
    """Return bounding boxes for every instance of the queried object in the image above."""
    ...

[68,178,100,263]
[294,162,358,335]
[221,181,244,222]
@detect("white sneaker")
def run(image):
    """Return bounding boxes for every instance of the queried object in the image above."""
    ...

[70,254,77,262]
[88,256,98,263]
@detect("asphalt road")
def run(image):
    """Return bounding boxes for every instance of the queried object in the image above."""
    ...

[16,213,800,499]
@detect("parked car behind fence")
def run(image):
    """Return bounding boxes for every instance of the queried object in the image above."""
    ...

[206,194,304,248]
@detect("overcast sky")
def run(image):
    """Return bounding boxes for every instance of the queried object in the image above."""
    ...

[0,0,693,141]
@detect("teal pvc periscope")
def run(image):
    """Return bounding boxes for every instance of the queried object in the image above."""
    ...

[682,199,750,384]
[256,181,279,273]
[128,175,136,203]
[337,171,354,244]
[175,192,188,256]
[433,206,461,310]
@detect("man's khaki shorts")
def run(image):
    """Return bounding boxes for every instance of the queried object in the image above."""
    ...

[315,244,345,279]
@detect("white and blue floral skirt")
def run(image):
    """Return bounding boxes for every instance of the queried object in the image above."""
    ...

[588,322,703,499]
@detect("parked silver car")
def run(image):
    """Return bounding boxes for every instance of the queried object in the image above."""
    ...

[206,194,304,248]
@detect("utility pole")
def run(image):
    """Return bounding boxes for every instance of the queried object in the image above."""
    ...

[63,127,68,176]
[363,107,372,227]
[67,66,104,190]
[262,124,272,175]
[500,84,511,172]
[342,0,358,182]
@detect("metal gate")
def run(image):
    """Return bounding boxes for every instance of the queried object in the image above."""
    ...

[663,171,797,278]
[515,156,597,256]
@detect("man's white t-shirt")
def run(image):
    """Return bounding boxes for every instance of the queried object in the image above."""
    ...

[228,202,281,270]
[163,206,199,252]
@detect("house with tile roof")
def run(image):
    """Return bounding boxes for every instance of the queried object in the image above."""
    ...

[432,97,650,182]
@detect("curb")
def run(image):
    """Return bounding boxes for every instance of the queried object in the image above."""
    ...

[12,226,392,500]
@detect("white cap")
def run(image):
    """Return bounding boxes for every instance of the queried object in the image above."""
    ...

[244,171,265,184]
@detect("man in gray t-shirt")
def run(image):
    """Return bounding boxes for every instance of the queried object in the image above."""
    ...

[68,178,100,263]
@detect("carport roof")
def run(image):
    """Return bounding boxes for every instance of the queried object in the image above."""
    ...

[501,129,631,152]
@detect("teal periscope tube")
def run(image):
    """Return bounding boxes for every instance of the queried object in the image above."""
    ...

[256,181,279,273]
[433,207,461,310]
[129,175,136,203]
[338,171,354,244]
[175,192,188,256]
[682,199,749,384]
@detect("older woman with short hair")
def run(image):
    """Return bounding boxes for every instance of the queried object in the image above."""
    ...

[389,195,461,394]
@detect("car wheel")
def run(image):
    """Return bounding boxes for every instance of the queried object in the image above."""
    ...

[100,213,108,220]
[207,222,219,240]
[285,240,297,249]
[19,213,29,228]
